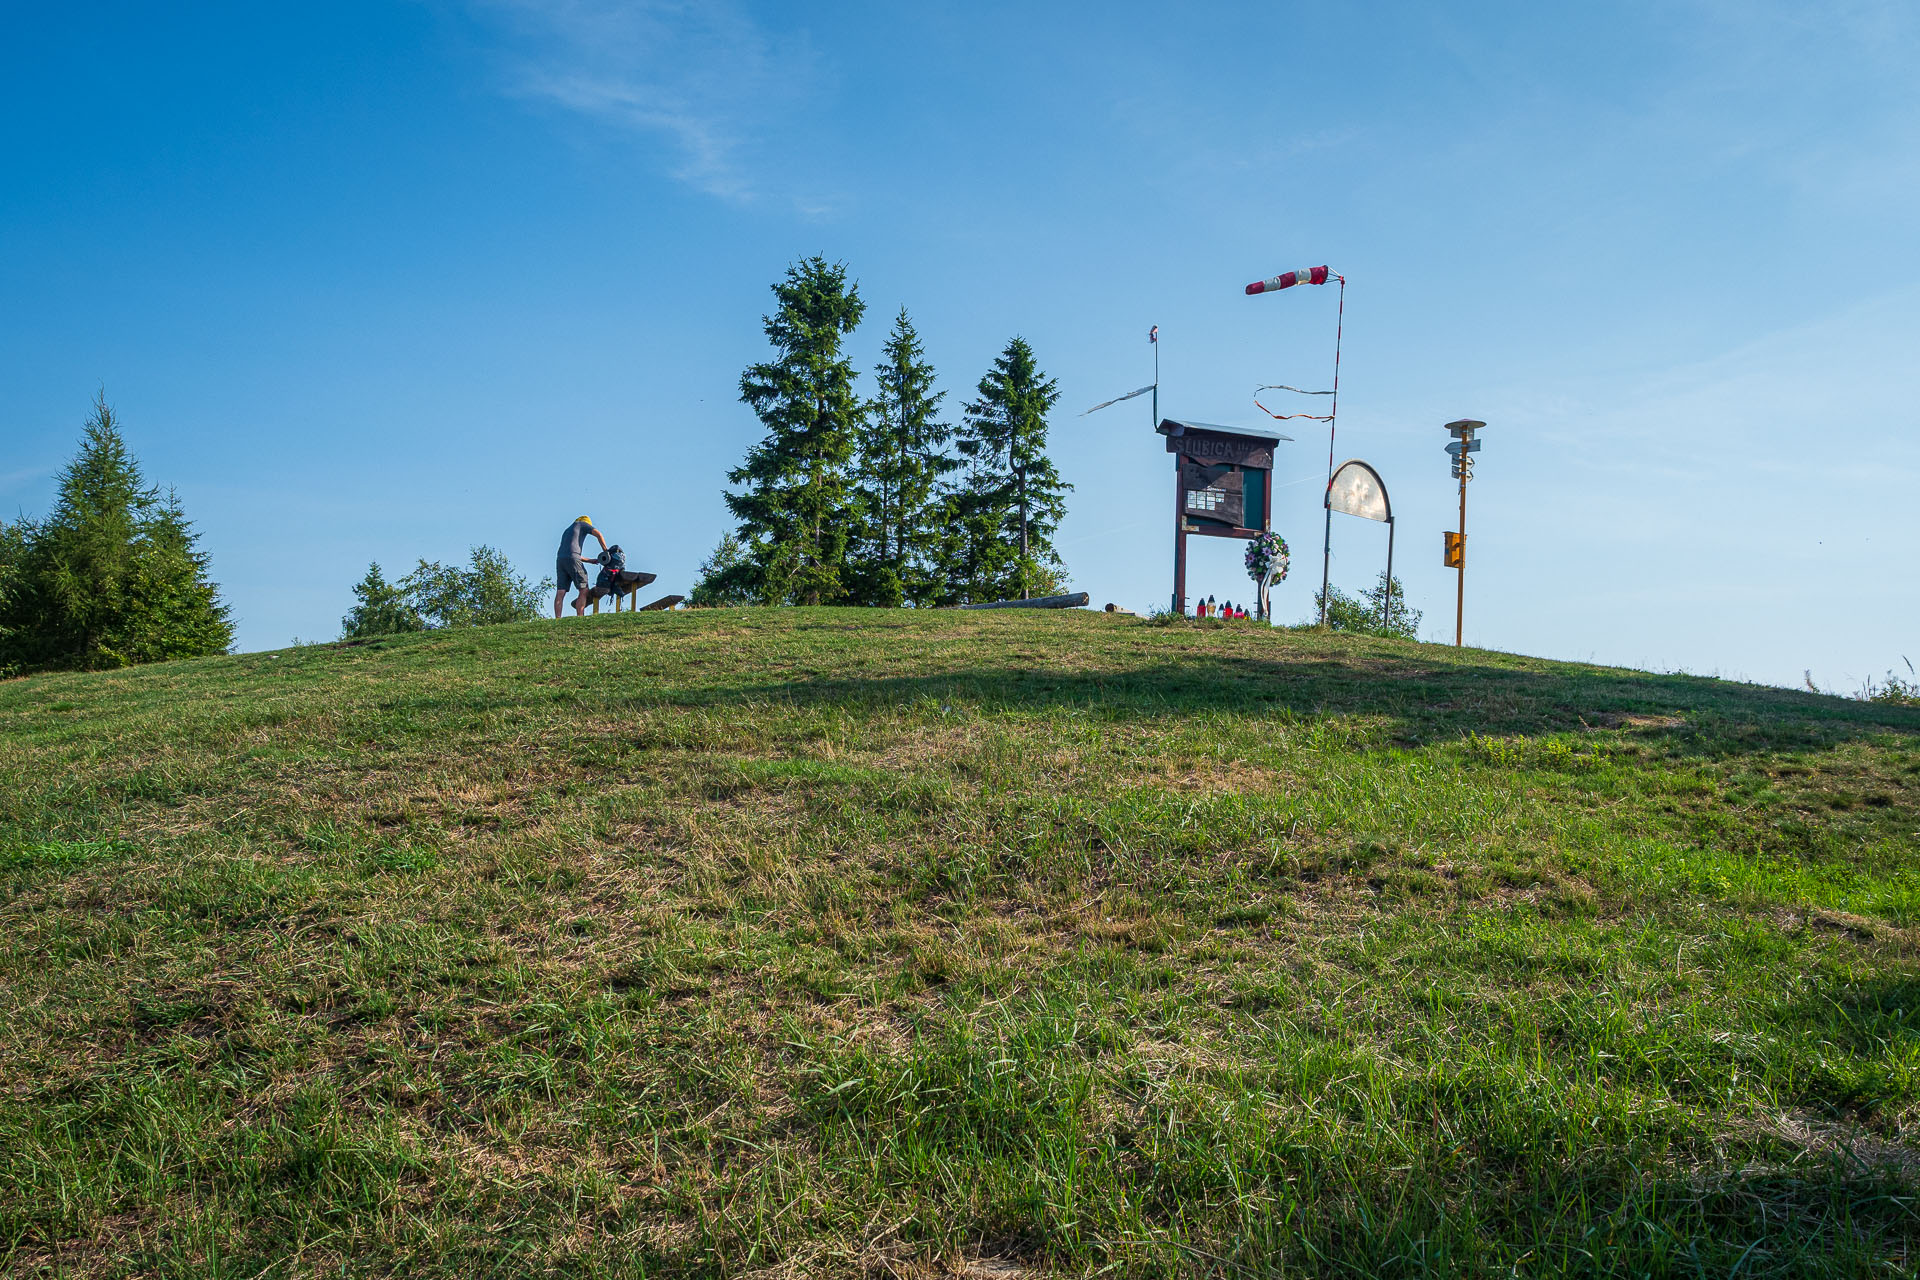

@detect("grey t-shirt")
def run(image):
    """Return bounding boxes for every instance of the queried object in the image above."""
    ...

[557,520,594,564]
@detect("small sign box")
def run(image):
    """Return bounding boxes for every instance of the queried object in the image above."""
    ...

[1443,530,1464,568]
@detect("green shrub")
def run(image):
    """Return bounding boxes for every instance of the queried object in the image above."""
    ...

[341,546,540,638]
[1313,571,1421,639]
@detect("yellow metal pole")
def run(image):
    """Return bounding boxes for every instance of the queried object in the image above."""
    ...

[1455,465,1466,646]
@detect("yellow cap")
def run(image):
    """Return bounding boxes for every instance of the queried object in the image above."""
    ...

[575,515,592,525]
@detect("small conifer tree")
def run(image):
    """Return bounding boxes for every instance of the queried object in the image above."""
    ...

[341,563,426,638]
[687,533,757,606]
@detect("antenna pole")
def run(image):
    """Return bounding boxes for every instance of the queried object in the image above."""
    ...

[1318,276,1345,626]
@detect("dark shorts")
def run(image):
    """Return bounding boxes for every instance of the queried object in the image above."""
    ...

[556,556,589,592]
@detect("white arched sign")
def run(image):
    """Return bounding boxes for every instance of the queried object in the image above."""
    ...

[1325,459,1398,629]
[1328,460,1391,524]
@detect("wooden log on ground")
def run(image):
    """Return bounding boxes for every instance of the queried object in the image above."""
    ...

[958,592,1090,611]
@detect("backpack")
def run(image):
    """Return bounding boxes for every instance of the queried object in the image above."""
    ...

[594,545,626,592]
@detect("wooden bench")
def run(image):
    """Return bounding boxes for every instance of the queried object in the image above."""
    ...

[587,571,657,613]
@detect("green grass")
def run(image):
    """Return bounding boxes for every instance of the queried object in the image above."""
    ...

[2,608,1917,1277]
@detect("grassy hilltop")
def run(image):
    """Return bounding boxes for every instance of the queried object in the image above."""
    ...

[3,609,1918,1278]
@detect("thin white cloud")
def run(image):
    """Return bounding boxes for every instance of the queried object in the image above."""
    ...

[0,464,56,496]
[469,0,821,203]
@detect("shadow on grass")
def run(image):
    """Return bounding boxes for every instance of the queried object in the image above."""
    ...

[700,651,1920,755]
[1785,973,1920,1061]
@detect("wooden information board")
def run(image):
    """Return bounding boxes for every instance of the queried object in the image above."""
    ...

[1158,419,1285,616]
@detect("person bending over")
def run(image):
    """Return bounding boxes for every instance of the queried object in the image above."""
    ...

[554,515,609,618]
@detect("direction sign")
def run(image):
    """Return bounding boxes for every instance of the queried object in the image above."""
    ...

[1444,439,1482,456]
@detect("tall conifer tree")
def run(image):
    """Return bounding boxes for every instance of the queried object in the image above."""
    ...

[848,309,956,607]
[715,257,866,606]
[942,337,1070,602]
[0,395,233,672]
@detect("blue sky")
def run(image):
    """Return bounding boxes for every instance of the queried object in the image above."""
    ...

[3,1,1915,689]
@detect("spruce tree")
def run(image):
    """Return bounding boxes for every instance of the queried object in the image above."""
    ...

[943,337,1070,602]
[720,257,867,606]
[120,490,235,661]
[0,519,32,668]
[849,309,956,607]
[341,563,426,638]
[687,533,757,606]
[0,396,233,672]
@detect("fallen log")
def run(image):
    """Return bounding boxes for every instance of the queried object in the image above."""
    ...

[959,592,1090,611]
[637,594,685,612]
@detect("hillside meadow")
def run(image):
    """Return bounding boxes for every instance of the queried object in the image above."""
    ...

[2,608,1917,1277]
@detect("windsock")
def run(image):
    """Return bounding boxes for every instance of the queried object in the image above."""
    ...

[1245,266,1331,295]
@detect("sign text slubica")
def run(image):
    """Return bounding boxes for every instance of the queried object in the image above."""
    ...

[1165,430,1275,470]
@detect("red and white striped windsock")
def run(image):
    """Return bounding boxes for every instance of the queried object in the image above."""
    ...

[1245,266,1331,295]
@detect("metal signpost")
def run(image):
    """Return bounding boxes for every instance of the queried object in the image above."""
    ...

[1442,419,1485,646]
[1324,459,1395,628]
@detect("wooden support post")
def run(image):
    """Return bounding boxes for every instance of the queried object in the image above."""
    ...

[591,597,599,615]
[1172,457,1188,616]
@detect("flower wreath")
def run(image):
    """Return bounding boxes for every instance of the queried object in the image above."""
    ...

[1244,531,1290,584]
